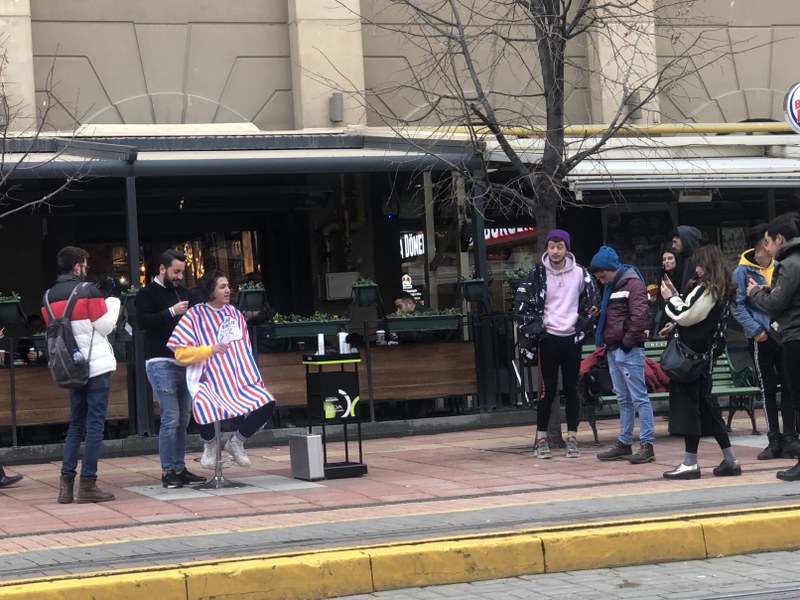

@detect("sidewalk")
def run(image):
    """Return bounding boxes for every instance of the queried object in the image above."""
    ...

[1,414,800,599]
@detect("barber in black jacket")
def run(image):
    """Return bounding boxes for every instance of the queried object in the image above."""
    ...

[134,249,207,489]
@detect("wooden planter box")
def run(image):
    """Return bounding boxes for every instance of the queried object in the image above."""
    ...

[352,283,379,307]
[268,319,350,339]
[385,314,461,333]
[0,300,23,325]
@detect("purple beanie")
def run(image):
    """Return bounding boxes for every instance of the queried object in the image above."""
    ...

[545,228,571,251]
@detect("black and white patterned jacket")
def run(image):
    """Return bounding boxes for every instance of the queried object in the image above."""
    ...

[513,259,598,362]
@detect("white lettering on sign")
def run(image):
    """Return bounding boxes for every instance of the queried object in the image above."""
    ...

[484,227,536,241]
[399,232,425,259]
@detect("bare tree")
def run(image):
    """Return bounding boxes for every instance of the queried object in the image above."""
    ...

[354,0,743,238]
[340,0,748,440]
[0,41,91,221]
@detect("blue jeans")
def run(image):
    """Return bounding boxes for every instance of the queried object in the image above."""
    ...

[606,346,654,445]
[62,372,111,478]
[146,360,191,472]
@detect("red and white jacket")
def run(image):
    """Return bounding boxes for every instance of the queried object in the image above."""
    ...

[41,275,120,378]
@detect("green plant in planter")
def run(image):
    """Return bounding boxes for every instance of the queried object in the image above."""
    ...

[269,312,350,338]
[0,291,23,325]
[352,276,379,307]
[385,307,462,332]
[121,286,140,318]
[237,282,266,311]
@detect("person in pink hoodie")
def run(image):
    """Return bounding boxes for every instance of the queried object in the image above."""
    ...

[514,229,599,459]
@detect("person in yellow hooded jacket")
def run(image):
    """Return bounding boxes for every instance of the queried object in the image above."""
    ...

[732,224,795,460]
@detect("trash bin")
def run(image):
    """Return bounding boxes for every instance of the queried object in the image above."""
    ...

[288,433,324,481]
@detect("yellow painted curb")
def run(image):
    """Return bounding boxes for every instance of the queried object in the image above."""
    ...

[368,535,545,591]
[540,520,707,572]
[4,508,800,600]
[702,509,800,557]
[186,551,372,600]
[0,570,186,600]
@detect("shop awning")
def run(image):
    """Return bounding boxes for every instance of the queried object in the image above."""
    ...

[565,156,800,191]
[0,133,483,179]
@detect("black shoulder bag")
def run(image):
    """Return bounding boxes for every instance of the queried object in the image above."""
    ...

[660,302,729,384]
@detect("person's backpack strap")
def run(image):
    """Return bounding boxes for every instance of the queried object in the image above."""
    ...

[44,282,89,322]
[44,282,94,363]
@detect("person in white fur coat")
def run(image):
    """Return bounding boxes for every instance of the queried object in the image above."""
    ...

[42,246,120,504]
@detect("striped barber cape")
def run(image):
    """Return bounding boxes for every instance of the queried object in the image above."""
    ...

[168,303,275,424]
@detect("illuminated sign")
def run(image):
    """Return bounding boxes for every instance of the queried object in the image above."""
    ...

[399,232,425,260]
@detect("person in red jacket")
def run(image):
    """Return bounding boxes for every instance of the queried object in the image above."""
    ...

[588,246,655,464]
[42,246,120,504]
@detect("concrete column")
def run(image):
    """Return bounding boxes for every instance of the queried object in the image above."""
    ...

[288,0,366,129]
[0,0,35,132]
[587,0,660,125]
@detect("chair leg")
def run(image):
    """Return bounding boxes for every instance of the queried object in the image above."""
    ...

[726,404,734,433]
[746,395,760,435]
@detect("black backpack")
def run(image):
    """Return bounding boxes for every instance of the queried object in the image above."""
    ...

[43,283,93,389]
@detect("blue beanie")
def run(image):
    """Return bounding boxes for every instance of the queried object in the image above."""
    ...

[590,246,621,272]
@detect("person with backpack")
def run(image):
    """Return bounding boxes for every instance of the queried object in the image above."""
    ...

[42,246,120,504]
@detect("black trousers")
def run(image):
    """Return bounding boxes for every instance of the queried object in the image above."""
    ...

[536,334,581,432]
[749,336,794,435]
[198,402,276,441]
[781,341,800,432]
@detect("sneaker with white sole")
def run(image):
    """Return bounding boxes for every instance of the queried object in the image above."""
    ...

[200,440,217,470]
[566,436,581,458]
[533,438,552,459]
[224,436,251,467]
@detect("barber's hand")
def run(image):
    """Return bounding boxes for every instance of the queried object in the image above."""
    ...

[27,350,41,362]
[211,342,228,355]
[658,323,674,338]
[173,300,189,316]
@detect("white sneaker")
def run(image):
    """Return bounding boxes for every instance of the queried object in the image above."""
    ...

[224,436,251,467]
[200,440,217,470]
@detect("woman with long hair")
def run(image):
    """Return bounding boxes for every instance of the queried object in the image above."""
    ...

[651,249,681,339]
[660,244,741,479]
[168,270,276,469]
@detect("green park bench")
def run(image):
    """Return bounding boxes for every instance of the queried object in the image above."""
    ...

[579,340,761,444]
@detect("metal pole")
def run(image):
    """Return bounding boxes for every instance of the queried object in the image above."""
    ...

[363,320,376,422]
[125,176,153,436]
[197,420,246,490]
[8,337,17,447]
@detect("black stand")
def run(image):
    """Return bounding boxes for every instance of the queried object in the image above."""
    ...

[303,352,368,478]
[196,421,247,490]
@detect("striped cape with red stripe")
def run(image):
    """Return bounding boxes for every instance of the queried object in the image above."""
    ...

[168,303,275,425]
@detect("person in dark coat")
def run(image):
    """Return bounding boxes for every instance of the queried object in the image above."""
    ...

[672,226,703,294]
[134,249,207,489]
[589,246,655,465]
[661,244,740,480]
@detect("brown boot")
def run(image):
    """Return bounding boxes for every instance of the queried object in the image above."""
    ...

[58,475,75,504]
[76,476,114,504]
